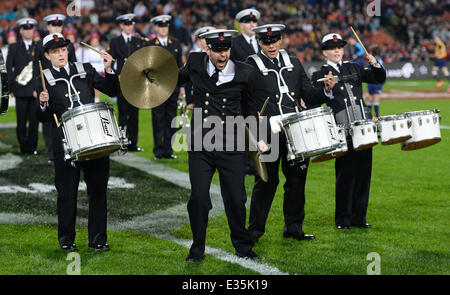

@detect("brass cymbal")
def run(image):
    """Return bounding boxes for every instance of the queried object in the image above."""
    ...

[119,46,178,109]
[245,125,268,182]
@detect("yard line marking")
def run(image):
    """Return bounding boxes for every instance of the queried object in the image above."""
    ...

[441,125,450,130]
[0,212,288,275]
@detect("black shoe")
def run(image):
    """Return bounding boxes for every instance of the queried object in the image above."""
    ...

[128,146,144,152]
[336,225,350,229]
[352,223,371,228]
[236,250,259,260]
[61,243,77,251]
[283,231,316,241]
[89,243,110,252]
[164,154,177,159]
[186,253,205,262]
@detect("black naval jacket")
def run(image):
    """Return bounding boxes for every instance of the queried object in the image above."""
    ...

[178,52,258,151]
[6,40,37,97]
[231,34,259,62]
[33,38,77,93]
[246,52,330,118]
[36,62,119,154]
[311,61,386,114]
[108,35,146,74]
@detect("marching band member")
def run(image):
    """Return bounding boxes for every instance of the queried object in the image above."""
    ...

[432,35,449,91]
[37,33,117,251]
[33,14,77,163]
[177,29,260,262]
[231,8,261,62]
[6,18,39,155]
[311,33,386,230]
[108,13,146,152]
[148,15,183,159]
[246,24,335,242]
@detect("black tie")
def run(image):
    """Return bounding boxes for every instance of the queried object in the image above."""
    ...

[338,63,344,74]
[272,58,279,69]
[60,67,69,77]
[211,68,220,82]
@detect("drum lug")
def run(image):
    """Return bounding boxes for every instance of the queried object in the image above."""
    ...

[392,122,396,131]
[418,117,422,126]
[407,119,412,129]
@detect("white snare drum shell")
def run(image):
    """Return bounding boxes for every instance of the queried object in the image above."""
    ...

[350,120,378,151]
[401,110,441,151]
[61,103,122,161]
[378,115,412,145]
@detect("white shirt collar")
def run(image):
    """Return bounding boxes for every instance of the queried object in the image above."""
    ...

[53,63,70,74]
[207,59,235,85]
[261,51,280,66]
[158,36,168,45]
[23,39,32,48]
[327,60,343,72]
[122,32,132,41]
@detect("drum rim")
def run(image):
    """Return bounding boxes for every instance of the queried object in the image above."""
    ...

[290,142,341,158]
[378,114,409,121]
[70,141,122,159]
[61,102,115,121]
[403,109,440,117]
[281,106,333,124]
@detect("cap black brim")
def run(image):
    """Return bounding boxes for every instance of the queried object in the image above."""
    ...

[321,40,347,50]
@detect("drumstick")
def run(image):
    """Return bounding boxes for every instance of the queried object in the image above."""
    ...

[350,26,369,56]
[39,60,60,127]
[81,42,115,62]
[316,75,338,82]
[259,97,270,116]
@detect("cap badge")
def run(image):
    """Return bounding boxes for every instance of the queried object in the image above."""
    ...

[267,27,272,36]
[53,34,60,42]
[333,35,338,42]
[219,32,224,41]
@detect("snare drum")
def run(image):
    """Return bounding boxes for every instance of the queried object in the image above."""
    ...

[377,114,412,145]
[311,125,348,162]
[281,106,341,161]
[401,109,441,151]
[61,102,125,161]
[350,120,378,151]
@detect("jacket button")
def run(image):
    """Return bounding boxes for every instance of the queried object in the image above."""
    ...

[206,93,210,97]
[340,86,344,90]
[222,105,226,109]
[204,109,208,114]
[291,92,295,96]
[205,101,209,105]
[351,85,354,88]
[221,120,224,124]
[222,98,227,103]
[203,118,208,122]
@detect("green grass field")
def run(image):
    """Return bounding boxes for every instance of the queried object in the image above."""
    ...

[0,79,449,275]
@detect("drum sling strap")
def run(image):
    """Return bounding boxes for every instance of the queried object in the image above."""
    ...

[42,62,87,86]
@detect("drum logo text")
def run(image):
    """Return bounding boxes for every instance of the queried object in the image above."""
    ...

[100,114,113,137]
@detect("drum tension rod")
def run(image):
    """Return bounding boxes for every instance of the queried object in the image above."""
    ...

[143,69,155,83]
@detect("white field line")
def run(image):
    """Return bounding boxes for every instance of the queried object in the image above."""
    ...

[0,145,286,274]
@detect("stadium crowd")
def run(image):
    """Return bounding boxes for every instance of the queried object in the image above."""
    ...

[0,0,449,63]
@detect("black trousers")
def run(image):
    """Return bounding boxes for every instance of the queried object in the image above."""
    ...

[15,96,39,153]
[187,150,254,256]
[249,134,309,240]
[152,92,178,157]
[54,153,109,246]
[42,121,53,161]
[335,145,372,227]
[117,92,139,148]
